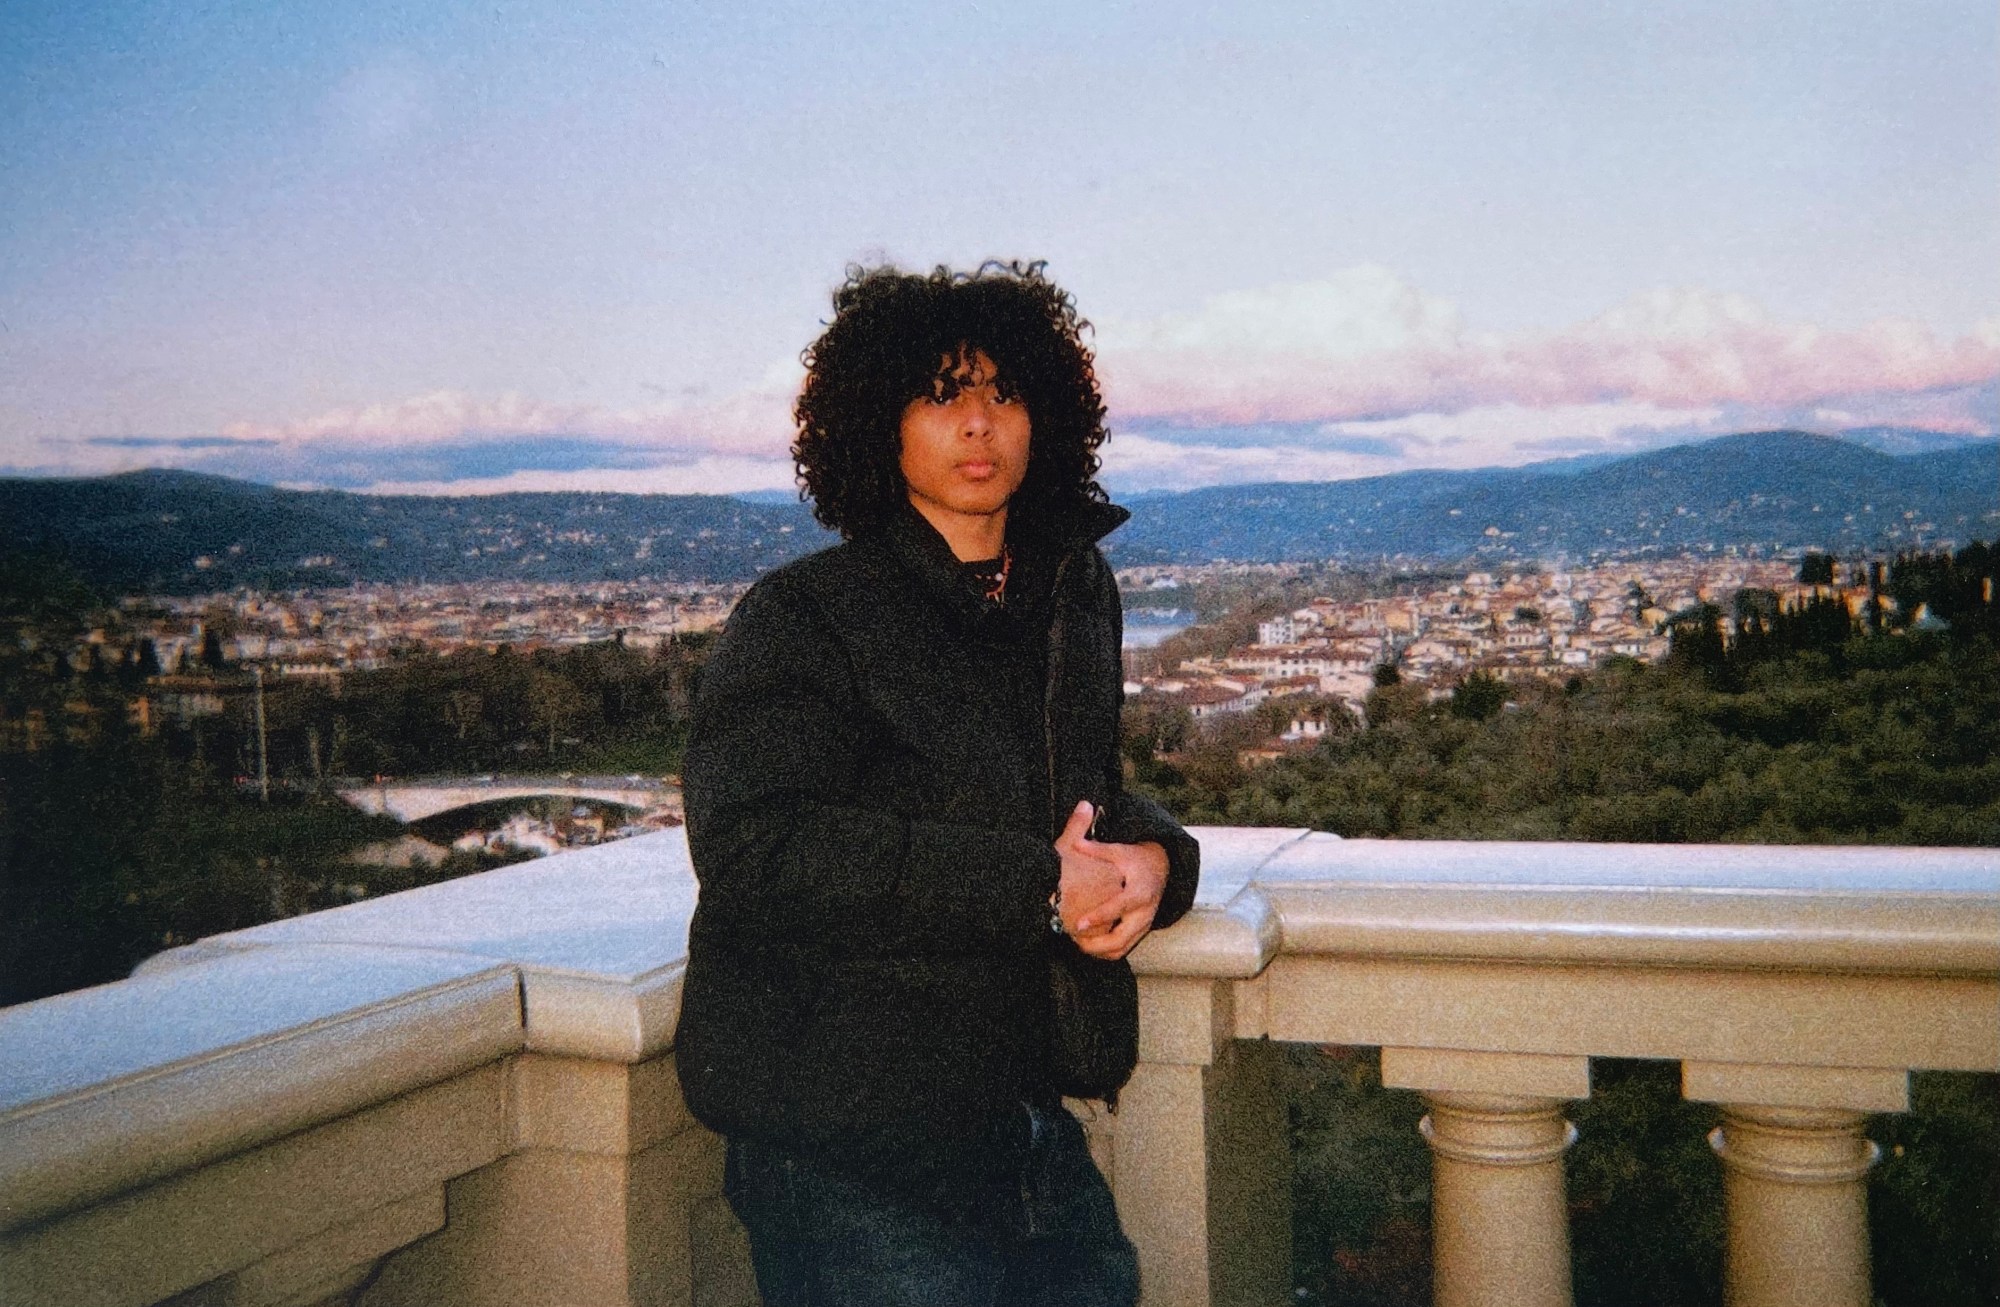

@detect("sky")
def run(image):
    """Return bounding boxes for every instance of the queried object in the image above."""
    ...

[2,0,1995,496]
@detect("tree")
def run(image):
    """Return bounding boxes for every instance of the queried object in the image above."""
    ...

[1362,681,1428,729]
[1449,671,1509,721]
[1727,588,1782,672]
[444,688,484,744]
[1662,603,1729,685]
[527,668,587,759]
[1732,587,1780,627]
[1121,697,1191,767]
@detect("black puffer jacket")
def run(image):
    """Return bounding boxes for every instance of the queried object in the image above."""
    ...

[676,499,1199,1208]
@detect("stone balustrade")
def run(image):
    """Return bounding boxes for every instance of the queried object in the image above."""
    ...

[2,828,1994,1307]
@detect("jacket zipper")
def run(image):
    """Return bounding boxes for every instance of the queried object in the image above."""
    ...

[1043,550,1075,841]
[1041,545,1125,1115]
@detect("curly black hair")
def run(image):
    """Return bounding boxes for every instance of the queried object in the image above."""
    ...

[793,261,1109,538]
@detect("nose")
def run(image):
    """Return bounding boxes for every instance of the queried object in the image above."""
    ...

[960,392,995,438]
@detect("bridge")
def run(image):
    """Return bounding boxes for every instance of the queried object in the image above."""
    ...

[336,775,676,823]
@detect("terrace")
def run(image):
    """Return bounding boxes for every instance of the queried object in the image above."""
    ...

[3,829,1995,1307]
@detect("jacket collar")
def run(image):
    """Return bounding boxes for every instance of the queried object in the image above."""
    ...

[871,496,1129,632]
[1028,495,1132,552]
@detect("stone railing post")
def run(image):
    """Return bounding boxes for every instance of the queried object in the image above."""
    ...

[1114,833,1302,1307]
[357,1052,741,1307]
[1384,1048,1587,1307]
[1685,1063,1903,1307]
[1112,975,1290,1307]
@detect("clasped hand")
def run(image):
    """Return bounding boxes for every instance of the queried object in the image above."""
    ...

[1053,800,1168,961]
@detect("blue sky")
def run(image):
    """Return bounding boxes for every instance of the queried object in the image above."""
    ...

[2,1,1994,494]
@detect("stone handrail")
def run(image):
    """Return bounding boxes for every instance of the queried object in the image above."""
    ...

[1,832,719,1307]
[1,828,1995,1307]
[1118,828,1999,1307]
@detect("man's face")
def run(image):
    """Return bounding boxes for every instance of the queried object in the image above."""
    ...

[898,348,1031,534]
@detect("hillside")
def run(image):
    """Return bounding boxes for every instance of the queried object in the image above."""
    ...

[0,469,836,593]
[1107,432,1998,563]
[2,432,1993,592]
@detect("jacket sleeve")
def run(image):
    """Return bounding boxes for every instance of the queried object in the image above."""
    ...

[1102,789,1201,931]
[1090,553,1201,932]
[683,572,1061,956]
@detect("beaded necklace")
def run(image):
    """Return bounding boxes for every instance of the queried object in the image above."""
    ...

[962,543,1013,605]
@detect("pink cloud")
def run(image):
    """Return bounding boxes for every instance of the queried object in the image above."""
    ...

[218,372,799,458]
[356,454,799,498]
[150,272,1993,497]
[1096,275,2000,427]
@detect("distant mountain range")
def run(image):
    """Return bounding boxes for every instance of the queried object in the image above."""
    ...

[0,471,839,594]
[1827,425,1995,457]
[2,431,1993,594]
[1108,430,1998,565]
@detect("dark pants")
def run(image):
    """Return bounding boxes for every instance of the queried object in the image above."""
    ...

[722,1103,1140,1307]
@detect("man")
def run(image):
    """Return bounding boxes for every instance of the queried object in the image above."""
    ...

[677,262,1200,1305]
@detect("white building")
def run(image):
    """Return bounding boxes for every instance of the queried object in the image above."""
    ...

[1256,615,1297,646]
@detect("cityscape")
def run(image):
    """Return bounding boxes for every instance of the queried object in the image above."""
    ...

[126,580,739,678]
[116,555,1855,699]
[75,548,1904,857]
[1121,555,1808,734]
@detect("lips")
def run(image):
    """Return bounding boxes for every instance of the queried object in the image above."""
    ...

[957,461,997,479]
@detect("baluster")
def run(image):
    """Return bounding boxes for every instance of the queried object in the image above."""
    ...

[1708,1105,1878,1307]
[1685,1061,1904,1307]
[1383,1049,1585,1307]
[1419,1093,1577,1307]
